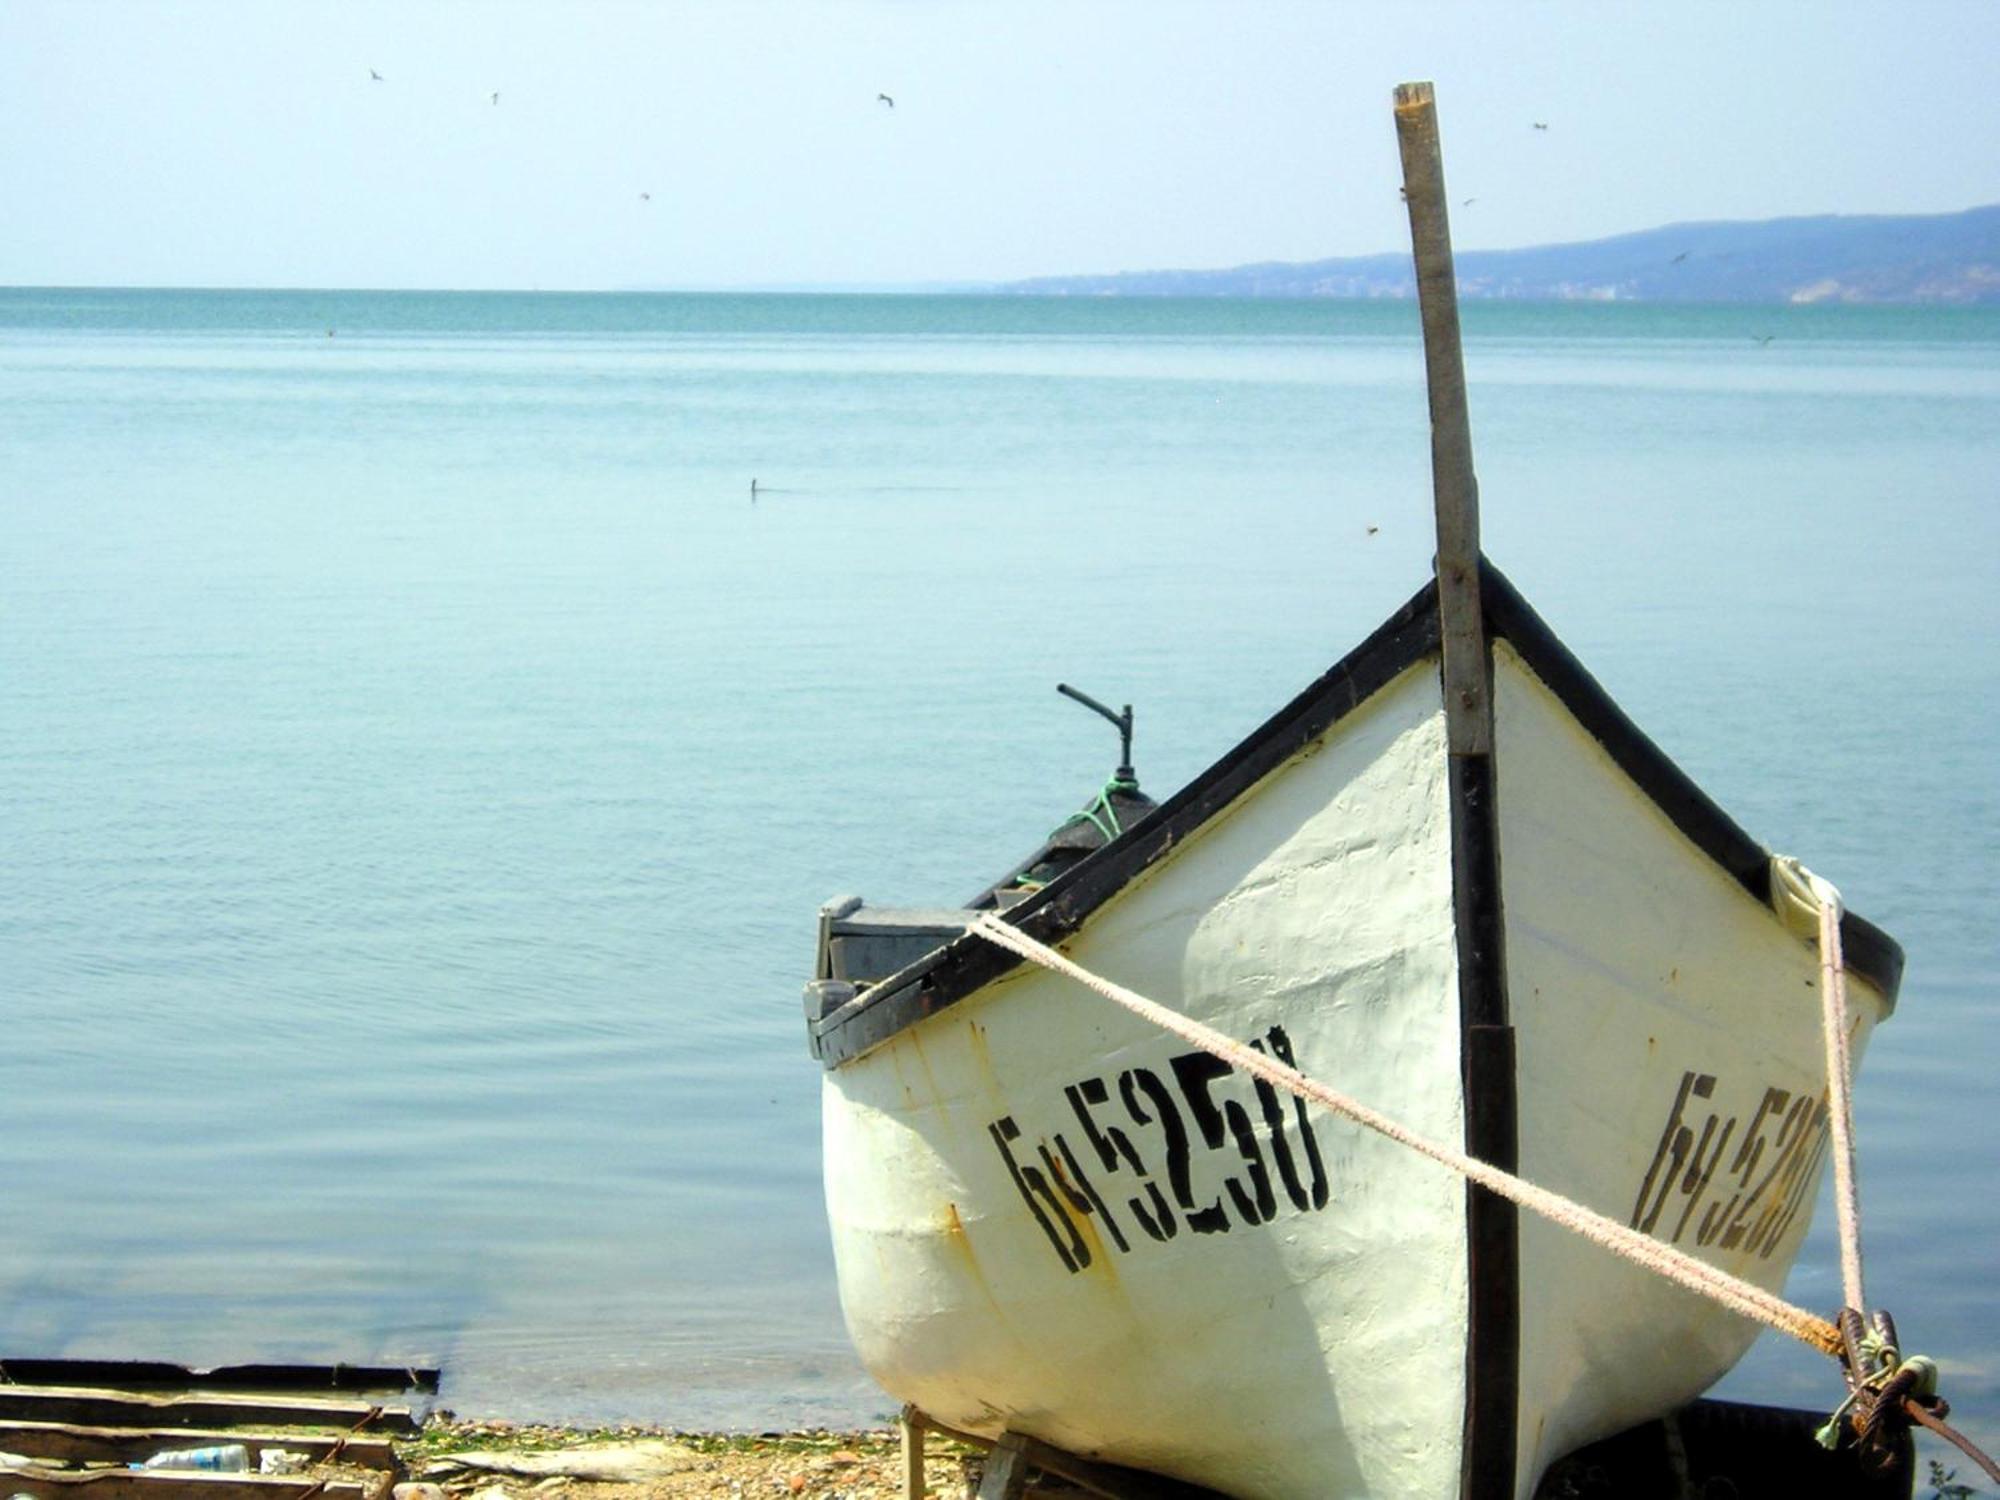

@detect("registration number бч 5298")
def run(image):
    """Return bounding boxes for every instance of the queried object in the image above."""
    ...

[989,1045,1833,1276]
[987,1024,1331,1274]
[1629,1068,1832,1260]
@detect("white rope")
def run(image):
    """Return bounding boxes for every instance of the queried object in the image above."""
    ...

[1817,880,1867,1316]
[967,911,1845,1359]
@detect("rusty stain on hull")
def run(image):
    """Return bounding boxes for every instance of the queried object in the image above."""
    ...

[940,1201,1009,1320]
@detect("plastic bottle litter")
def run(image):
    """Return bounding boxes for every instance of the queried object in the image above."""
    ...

[133,1445,251,1473]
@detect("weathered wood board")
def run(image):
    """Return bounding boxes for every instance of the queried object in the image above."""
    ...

[0,1471,371,1500]
[0,1420,396,1471]
[0,1389,416,1437]
[0,1364,435,1396]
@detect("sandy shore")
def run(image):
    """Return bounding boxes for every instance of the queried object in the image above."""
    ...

[402,1418,981,1500]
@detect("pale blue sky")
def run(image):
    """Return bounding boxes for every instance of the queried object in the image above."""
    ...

[3,0,1996,290]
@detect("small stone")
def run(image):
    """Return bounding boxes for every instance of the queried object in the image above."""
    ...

[395,1485,449,1500]
[787,1478,806,1495]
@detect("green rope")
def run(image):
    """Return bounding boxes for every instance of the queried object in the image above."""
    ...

[1816,1332,1939,1451]
[1063,775,1136,843]
[1075,803,1119,842]
[1011,776,1140,887]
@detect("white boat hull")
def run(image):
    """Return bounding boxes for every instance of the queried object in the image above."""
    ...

[814,580,1896,1499]
[1496,638,1882,1493]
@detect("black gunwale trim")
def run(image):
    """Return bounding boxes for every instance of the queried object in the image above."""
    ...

[813,581,1445,1067]
[1478,564,1905,1009]
[814,564,1906,1068]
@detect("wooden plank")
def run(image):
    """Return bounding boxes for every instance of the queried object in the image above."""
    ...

[897,1406,925,1500]
[972,1435,1031,1500]
[1394,81,1519,1500]
[0,1421,396,1471]
[0,1364,436,1396]
[0,1470,370,1500]
[1009,1436,1221,1500]
[1391,78,1490,759]
[0,1389,415,1437]
[909,1413,1222,1500]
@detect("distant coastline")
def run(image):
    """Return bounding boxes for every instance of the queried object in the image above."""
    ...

[8,203,1997,304]
[997,204,2000,305]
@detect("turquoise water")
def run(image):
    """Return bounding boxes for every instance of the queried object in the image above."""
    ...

[2,290,1996,1448]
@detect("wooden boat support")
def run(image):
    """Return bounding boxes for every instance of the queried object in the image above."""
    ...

[0,1369,422,1500]
[900,1407,1224,1500]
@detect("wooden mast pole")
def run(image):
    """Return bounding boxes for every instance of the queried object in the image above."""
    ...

[1393,80,1489,755]
[1393,80,1519,1500]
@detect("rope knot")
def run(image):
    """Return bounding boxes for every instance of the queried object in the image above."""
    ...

[1817,1307,1944,1477]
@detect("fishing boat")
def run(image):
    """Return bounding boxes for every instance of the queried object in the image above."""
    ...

[802,86,1906,1500]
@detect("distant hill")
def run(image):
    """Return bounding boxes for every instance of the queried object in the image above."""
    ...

[1002,205,2000,304]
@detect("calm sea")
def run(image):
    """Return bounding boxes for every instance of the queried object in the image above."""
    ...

[2,290,1996,1448]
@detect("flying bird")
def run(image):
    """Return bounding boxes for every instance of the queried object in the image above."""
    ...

[1671,251,1689,264]
[1462,197,1477,207]
[639,192,651,201]
[370,68,384,82]
[1532,121,1548,131]
[1752,334,1776,346]
[490,91,500,105]
[877,93,894,108]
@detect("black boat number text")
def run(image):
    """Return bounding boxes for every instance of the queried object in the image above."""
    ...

[1629,1069,1831,1259]
[988,1025,1330,1274]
